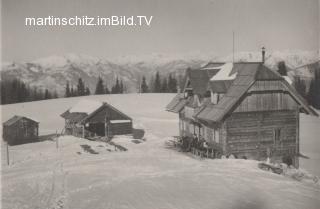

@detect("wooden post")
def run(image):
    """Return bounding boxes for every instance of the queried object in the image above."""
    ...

[82,125,85,138]
[179,119,182,137]
[295,108,300,168]
[6,142,10,165]
[56,130,59,149]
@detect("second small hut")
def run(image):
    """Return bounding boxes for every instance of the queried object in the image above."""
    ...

[61,100,132,138]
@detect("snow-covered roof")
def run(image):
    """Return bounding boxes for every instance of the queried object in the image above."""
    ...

[110,120,132,123]
[69,100,103,114]
[210,63,237,81]
[283,76,293,85]
[3,115,39,126]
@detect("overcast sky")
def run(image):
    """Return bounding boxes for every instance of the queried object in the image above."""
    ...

[2,0,319,62]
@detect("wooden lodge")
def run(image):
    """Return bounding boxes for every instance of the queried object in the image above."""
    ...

[61,100,133,139]
[3,115,39,145]
[166,51,318,168]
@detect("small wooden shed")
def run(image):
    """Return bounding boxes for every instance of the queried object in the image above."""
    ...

[3,115,39,145]
[61,100,132,138]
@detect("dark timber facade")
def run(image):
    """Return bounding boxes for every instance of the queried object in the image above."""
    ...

[61,101,133,138]
[3,116,39,145]
[167,61,317,168]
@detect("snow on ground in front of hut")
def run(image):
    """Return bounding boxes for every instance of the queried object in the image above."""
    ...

[1,94,320,209]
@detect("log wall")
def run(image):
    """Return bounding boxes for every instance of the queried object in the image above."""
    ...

[109,122,132,135]
[224,110,299,167]
[3,119,38,145]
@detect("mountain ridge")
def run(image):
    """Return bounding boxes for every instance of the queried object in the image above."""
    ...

[2,51,318,95]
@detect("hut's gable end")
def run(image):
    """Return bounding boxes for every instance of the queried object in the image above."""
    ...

[234,80,298,113]
[83,104,131,124]
[3,117,39,145]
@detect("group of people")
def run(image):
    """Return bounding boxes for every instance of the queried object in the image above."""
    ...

[180,134,208,152]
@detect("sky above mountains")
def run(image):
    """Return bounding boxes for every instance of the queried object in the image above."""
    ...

[2,0,319,62]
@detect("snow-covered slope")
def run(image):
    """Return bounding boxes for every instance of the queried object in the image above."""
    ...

[1,51,318,95]
[1,94,320,209]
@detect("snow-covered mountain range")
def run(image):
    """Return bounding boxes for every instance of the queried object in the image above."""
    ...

[1,51,318,95]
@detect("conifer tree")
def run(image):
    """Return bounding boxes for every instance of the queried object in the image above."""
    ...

[277,61,287,76]
[105,86,110,94]
[141,76,148,93]
[120,80,124,93]
[53,90,59,98]
[168,74,178,93]
[77,78,85,96]
[0,78,58,104]
[95,77,105,95]
[161,77,168,93]
[44,89,51,99]
[70,86,74,97]
[148,76,155,93]
[85,87,91,95]
[65,81,71,97]
[111,77,121,94]
[154,71,161,93]
[308,68,320,109]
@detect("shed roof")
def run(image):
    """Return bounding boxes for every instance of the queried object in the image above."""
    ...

[186,67,220,95]
[60,111,88,123]
[79,102,132,124]
[166,94,188,113]
[69,100,103,114]
[166,94,183,111]
[61,100,132,124]
[171,100,188,113]
[3,115,39,126]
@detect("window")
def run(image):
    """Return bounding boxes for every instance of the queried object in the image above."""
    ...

[213,129,220,143]
[201,126,205,138]
[204,127,207,140]
[274,128,281,143]
[211,92,218,104]
[204,90,211,98]
[184,121,187,131]
[217,93,224,103]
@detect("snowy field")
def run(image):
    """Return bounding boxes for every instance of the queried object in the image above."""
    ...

[1,94,320,209]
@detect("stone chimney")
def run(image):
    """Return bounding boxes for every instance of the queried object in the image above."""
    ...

[262,46,265,63]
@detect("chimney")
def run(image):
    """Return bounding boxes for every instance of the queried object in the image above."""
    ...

[262,46,265,63]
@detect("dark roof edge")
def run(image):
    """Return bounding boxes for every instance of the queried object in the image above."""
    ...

[79,102,132,124]
[281,81,318,116]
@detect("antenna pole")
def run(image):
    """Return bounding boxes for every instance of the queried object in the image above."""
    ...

[6,142,10,166]
[232,31,235,63]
